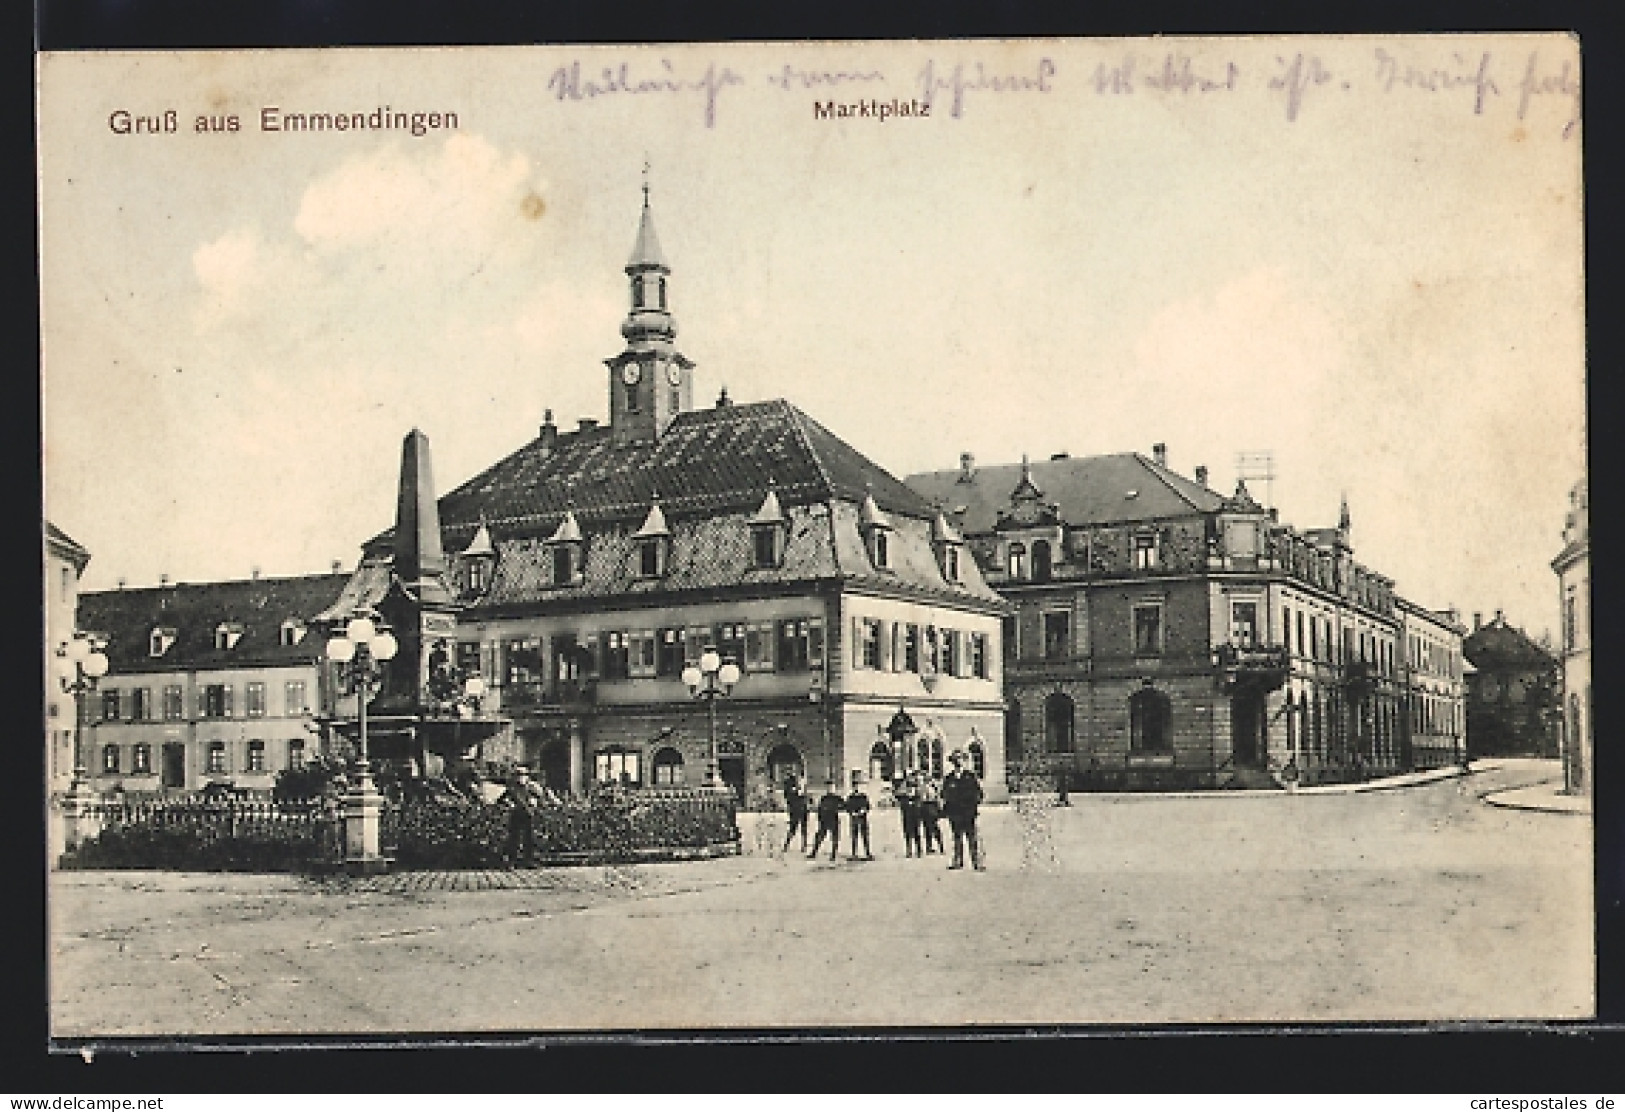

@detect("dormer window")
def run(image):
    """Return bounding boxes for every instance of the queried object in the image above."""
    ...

[279,620,306,647]
[1133,532,1159,571]
[149,626,176,657]
[546,510,585,587]
[859,490,893,572]
[944,545,961,582]
[931,509,965,583]
[460,520,497,596]
[748,486,788,570]
[632,501,671,579]
[1007,542,1027,580]
[214,622,243,651]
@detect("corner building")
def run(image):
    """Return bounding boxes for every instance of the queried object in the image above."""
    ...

[907,447,1422,790]
[335,192,1008,806]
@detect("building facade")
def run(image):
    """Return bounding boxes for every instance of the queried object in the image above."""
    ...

[906,446,1434,790]
[1396,598,1467,769]
[73,572,349,794]
[1552,477,1590,794]
[1462,610,1560,759]
[325,192,1009,807]
[45,522,92,793]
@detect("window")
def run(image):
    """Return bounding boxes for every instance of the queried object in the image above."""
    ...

[132,744,151,774]
[284,680,308,715]
[1129,686,1173,752]
[595,748,641,786]
[917,735,945,778]
[1007,543,1027,580]
[943,545,961,583]
[149,627,176,657]
[288,738,306,769]
[246,682,266,718]
[131,688,153,721]
[628,631,657,677]
[900,623,920,672]
[214,623,242,651]
[971,633,989,679]
[1044,692,1075,753]
[202,684,231,718]
[101,744,120,773]
[1283,607,1293,654]
[752,525,782,569]
[1231,601,1258,647]
[1002,615,1018,661]
[859,619,882,669]
[870,529,890,570]
[941,629,960,677]
[744,622,775,671]
[467,559,488,594]
[101,690,121,722]
[505,639,544,686]
[1031,539,1053,582]
[652,747,685,786]
[657,276,668,309]
[552,544,577,586]
[638,538,665,578]
[1132,604,1163,656]
[207,741,227,774]
[1043,611,1071,660]
[625,380,640,413]
[632,278,645,309]
[247,740,266,772]
[1133,533,1159,570]
[603,631,631,679]
[714,623,746,667]
[1296,611,1305,657]
[777,618,821,672]
[280,620,306,647]
[163,685,184,721]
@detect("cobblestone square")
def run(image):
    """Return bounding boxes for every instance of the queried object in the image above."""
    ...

[49,760,1590,1036]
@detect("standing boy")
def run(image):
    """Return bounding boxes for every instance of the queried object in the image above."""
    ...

[808,779,844,861]
[896,772,923,857]
[845,777,873,861]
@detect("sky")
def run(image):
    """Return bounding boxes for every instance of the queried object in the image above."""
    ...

[39,37,1584,638]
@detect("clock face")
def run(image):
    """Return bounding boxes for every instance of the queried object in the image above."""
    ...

[620,362,642,385]
[665,364,683,387]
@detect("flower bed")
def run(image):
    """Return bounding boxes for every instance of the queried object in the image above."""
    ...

[61,800,341,872]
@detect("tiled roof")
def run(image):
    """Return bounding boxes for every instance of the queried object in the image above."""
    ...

[904,452,1226,534]
[367,398,938,552]
[78,573,350,673]
[1463,619,1557,671]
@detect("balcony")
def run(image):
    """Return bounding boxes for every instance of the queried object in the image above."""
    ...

[500,679,598,713]
[1214,643,1289,692]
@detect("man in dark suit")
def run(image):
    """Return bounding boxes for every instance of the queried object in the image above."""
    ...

[941,749,985,871]
[808,780,844,861]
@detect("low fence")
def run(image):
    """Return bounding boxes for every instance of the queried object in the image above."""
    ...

[55,786,740,872]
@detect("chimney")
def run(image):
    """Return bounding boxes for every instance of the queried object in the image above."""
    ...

[159,573,170,587]
[539,408,558,452]
[958,452,975,483]
[1473,612,1482,630]
[250,566,261,581]
[1194,464,1208,487]
[116,577,126,590]
[1152,443,1168,468]
[1494,608,1504,625]
[330,559,343,574]
[1050,451,1070,461]
[577,417,599,432]
[715,386,732,408]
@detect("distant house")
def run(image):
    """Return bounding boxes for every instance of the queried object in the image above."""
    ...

[1462,611,1560,759]
[1551,478,1590,793]
[74,572,350,794]
[45,522,92,792]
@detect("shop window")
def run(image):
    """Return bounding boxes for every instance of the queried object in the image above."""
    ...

[595,748,641,787]
[652,747,685,786]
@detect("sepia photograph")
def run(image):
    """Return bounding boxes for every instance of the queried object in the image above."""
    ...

[38,35,1588,1038]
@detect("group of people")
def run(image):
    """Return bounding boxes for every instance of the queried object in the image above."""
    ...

[780,749,985,871]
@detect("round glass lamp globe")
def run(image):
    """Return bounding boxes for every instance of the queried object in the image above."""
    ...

[464,676,486,698]
[66,636,91,662]
[346,616,377,645]
[371,631,399,660]
[680,665,702,689]
[326,637,356,663]
[718,662,742,687]
[82,653,109,678]
[699,649,722,674]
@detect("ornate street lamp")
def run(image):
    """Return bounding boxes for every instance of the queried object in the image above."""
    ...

[885,705,918,785]
[682,648,741,788]
[59,633,109,792]
[325,612,398,873]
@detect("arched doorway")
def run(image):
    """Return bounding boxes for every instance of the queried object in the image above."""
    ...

[537,734,572,794]
[868,740,893,785]
[1231,687,1267,767]
[767,742,804,786]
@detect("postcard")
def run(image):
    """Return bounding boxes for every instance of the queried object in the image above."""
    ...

[39,36,1588,1039]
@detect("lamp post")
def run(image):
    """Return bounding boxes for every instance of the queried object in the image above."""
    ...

[885,705,917,786]
[325,612,399,874]
[682,648,741,789]
[59,633,110,789]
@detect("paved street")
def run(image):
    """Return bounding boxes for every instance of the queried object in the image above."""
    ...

[49,759,1591,1036]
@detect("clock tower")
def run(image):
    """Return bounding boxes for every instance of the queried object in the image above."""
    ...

[608,180,695,446]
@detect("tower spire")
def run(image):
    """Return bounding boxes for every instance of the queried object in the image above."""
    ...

[611,175,694,445]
